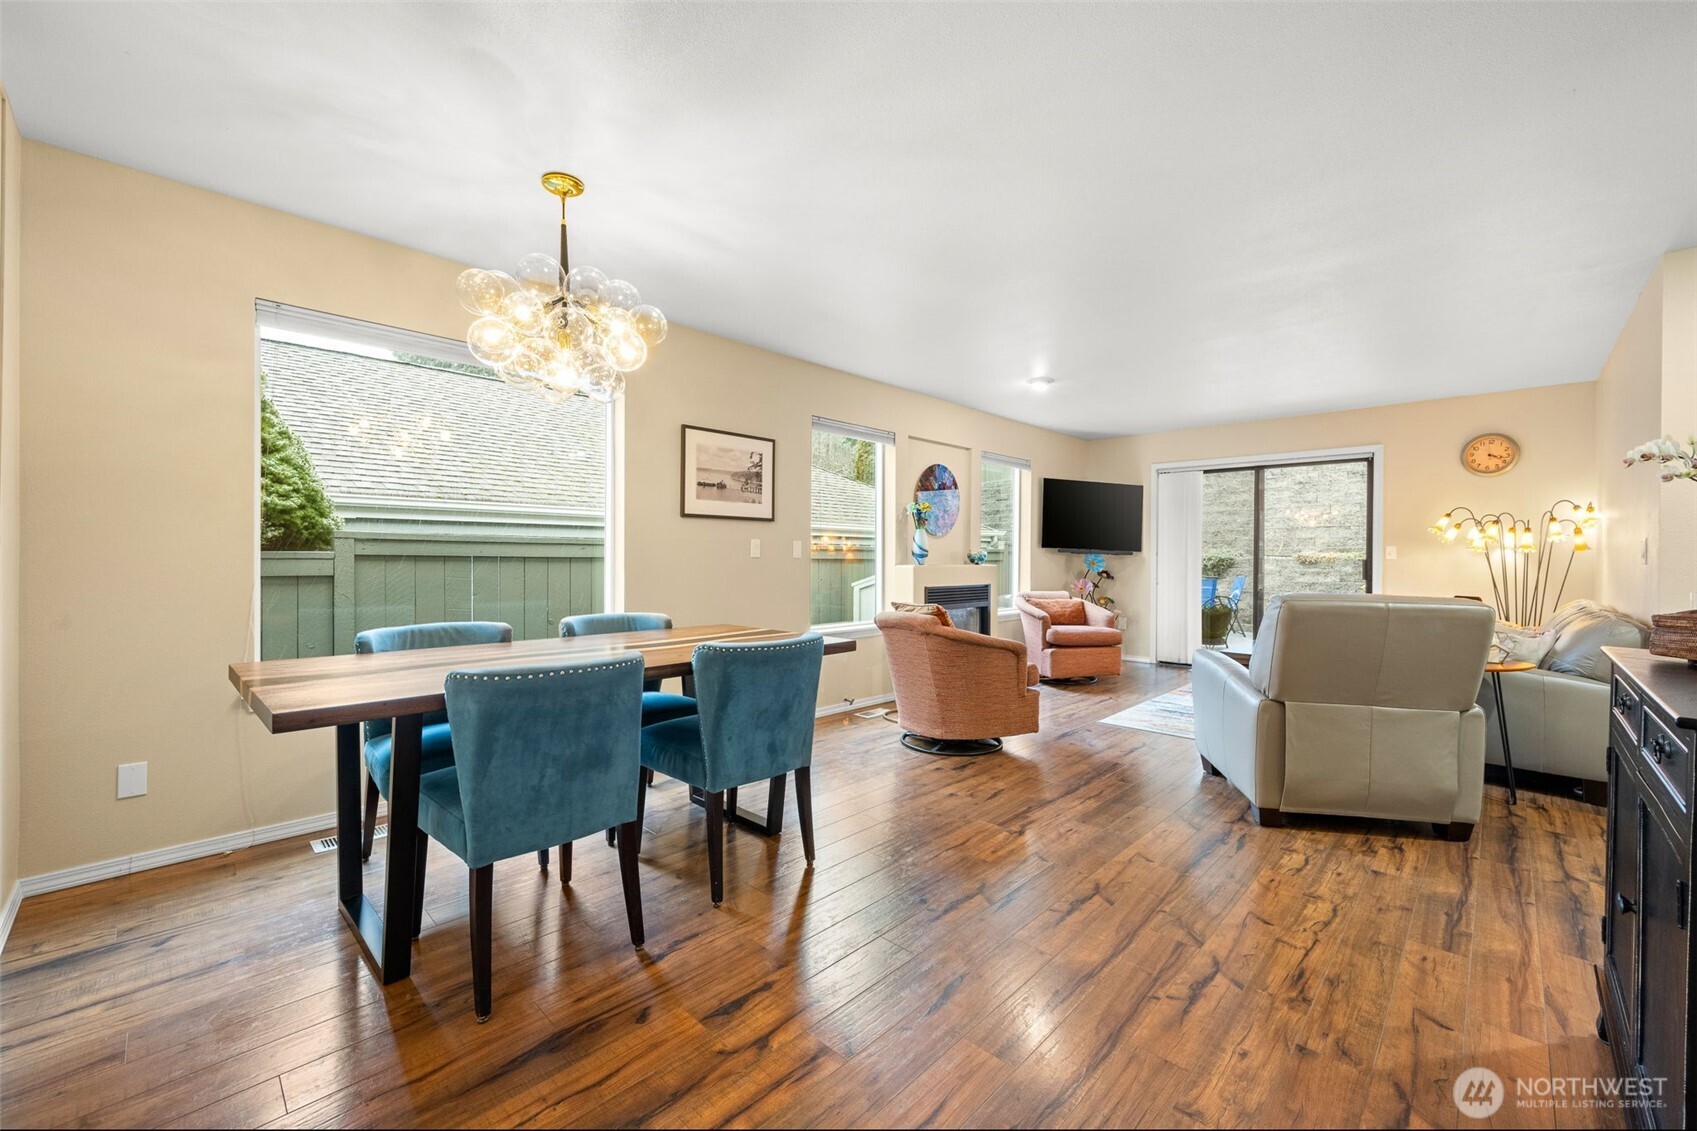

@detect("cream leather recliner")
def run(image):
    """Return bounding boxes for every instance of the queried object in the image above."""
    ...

[1191,593,1495,840]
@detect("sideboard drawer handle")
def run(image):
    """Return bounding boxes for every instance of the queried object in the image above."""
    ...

[1616,892,1637,915]
[1650,735,1670,763]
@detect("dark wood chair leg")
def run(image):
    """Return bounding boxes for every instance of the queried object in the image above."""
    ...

[795,767,816,864]
[537,848,549,871]
[605,827,616,847]
[469,864,493,1022]
[362,773,380,862]
[1437,821,1475,842]
[412,831,428,939]
[617,820,644,946]
[725,786,738,821]
[635,771,649,837]
[764,774,786,836]
[642,767,655,789]
[1250,804,1284,828]
[706,790,725,906]
[559,841,572,885]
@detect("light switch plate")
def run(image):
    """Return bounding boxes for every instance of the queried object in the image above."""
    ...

[117,761,147,799]
[750,538,761,558]
[793,540,804,559]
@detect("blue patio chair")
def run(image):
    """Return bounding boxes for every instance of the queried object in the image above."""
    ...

[419,655,648,1021]
[639,633,824,905]
[1226,576,1247,635]
[1201,577,1218,604]
[354,621,512,863]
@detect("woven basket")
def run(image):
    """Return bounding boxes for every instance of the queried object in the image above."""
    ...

[1649,609,1697,663]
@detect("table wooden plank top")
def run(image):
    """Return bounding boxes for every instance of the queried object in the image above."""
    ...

[229,624,855,734]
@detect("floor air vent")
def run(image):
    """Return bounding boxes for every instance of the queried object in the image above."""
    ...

[311,824,387,854]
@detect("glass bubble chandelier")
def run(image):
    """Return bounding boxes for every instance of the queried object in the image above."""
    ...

[456,172,665,403]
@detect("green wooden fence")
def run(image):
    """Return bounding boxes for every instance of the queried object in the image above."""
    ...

[260,531,605,659]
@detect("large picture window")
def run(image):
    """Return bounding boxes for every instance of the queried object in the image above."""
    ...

[810,418,890,628]
[980,453,1026,610]
[255,302,611,658]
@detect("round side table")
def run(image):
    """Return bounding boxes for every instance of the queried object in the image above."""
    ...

[1484,660,1535,805]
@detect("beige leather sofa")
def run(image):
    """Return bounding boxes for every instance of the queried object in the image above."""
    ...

[1472,599,1648,796]
[1192,593,1495,839]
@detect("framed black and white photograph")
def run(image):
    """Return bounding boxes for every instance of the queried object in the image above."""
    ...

[680,425,775,521]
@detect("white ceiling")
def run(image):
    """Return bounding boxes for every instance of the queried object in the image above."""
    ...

[3,2,1693,438]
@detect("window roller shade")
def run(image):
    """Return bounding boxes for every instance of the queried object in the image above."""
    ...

[811,417,895,447]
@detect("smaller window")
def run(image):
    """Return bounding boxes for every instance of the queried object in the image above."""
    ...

[981,454,1027,609]
[810,419,891,628]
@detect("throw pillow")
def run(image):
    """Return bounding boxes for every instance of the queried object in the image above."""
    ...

[1541,599,1602,637]
[1028,598,1086,625]
[1492,622,1556,667]
[891,602,952,628]
[1547,609,1650,681]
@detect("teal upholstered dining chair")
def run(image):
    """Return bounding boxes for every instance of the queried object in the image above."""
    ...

[561,612,699,847]
[639,633,824,905]
[559,612,699,725]
[418,654,648,1021]
[354,621,512,863]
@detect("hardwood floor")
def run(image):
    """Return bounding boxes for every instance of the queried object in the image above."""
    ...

[0,665,1618,1129]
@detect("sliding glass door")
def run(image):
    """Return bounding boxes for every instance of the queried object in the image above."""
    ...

[1200,457,1372,651]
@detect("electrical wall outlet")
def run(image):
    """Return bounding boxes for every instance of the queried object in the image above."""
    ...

[1384,545,1397,560]
[117,761,148,799]
[750,538,761,558]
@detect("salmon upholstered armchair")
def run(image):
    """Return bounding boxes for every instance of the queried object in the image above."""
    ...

[875,610,1040,755]
[1015,591,1124,683]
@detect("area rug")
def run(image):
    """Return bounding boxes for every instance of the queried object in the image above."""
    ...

[1100,685,1194,739]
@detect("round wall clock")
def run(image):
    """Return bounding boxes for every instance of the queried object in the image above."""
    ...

[1462,433,1520,476]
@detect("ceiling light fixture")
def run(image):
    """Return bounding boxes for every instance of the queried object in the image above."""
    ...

[456,172,666,403]
[1025,376,1056,392]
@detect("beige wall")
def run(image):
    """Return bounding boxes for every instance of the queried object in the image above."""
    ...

[1087,382,1600,658]
[1657,250,1697,613]
[0,88,22,907]
[1594,263,1665,620]
[1594,248,1697,620]
[17,141,1089,877]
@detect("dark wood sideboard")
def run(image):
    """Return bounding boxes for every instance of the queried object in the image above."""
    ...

[1601,646,1697,1129]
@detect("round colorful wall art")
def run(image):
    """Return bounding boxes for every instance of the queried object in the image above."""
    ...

[915,464,960,536]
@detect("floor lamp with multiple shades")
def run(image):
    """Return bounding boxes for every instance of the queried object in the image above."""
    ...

[1430,500,1598,626]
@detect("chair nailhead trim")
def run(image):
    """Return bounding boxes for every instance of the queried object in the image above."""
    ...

[448,657,643,682]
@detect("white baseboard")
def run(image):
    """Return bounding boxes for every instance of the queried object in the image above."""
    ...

[1122,653,1155,665]
[0,880,20,952]
[17,810,338,900]
[817,693,895,719]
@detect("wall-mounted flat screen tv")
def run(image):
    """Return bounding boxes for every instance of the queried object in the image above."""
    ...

[1040,478,1144,553]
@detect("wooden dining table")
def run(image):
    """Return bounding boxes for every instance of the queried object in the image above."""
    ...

[228,624,856,984]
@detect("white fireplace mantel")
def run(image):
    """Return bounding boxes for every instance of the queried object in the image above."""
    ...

[888,564,997,613]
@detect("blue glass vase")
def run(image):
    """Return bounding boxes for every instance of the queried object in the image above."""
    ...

[910,526,928,565]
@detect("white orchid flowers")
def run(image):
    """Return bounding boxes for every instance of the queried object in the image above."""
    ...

[1623,435,1697,483]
